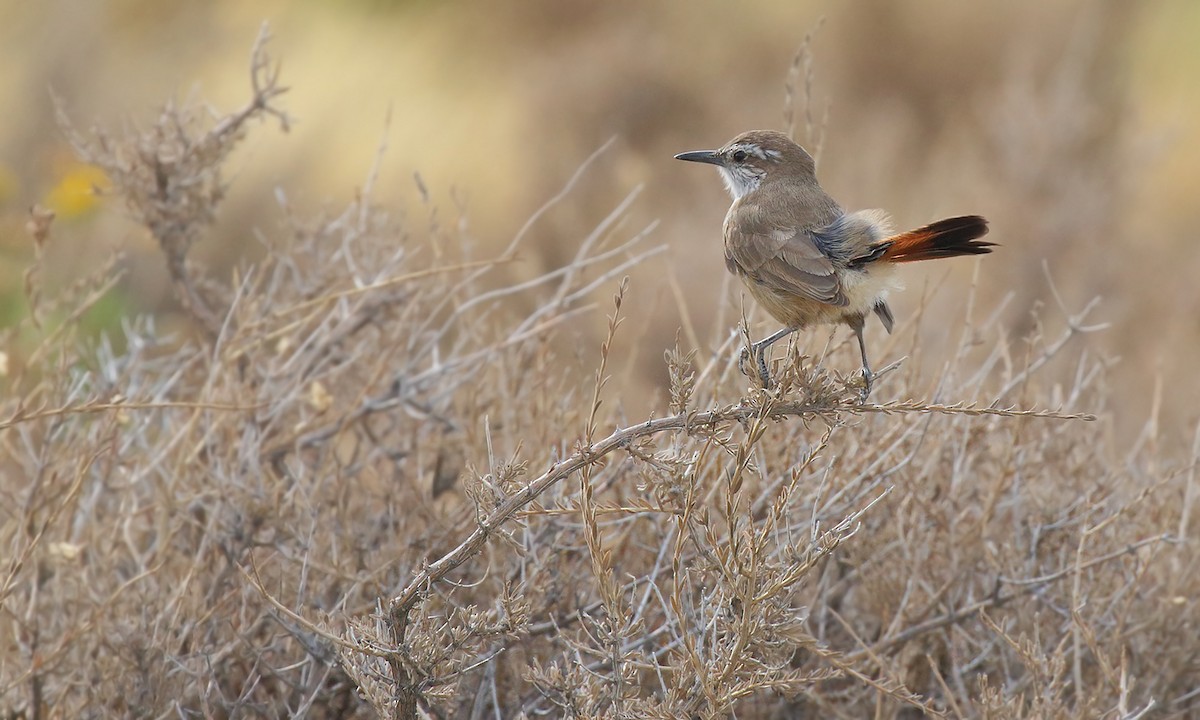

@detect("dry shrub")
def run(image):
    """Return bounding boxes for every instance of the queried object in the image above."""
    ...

[2,31,1197,720]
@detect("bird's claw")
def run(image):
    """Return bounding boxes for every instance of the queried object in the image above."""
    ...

[737,347,751,378]
[856,368,874,403]
[738,346,772,389]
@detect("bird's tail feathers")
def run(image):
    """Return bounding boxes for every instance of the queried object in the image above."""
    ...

[880,215,993,263]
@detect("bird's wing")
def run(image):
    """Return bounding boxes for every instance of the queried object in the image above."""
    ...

[726,226,847,306]
[811,209,894,267]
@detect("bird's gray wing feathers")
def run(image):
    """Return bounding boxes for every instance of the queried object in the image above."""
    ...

[810,209,893,265]
[726,227,846,305]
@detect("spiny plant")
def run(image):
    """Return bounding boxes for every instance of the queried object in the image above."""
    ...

[2,28,1192,720]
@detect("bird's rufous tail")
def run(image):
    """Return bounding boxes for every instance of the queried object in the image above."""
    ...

[881,215,993,263]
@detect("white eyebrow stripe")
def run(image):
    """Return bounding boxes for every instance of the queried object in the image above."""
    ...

[733,144,781,162]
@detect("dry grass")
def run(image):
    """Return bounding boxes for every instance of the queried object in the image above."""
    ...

[2,34,1198,720]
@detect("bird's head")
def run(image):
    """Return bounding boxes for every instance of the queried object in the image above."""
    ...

[675,130,817,200]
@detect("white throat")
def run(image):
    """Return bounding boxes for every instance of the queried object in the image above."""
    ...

[718,165,764,199]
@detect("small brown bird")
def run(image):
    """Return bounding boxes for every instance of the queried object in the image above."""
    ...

[676,130,992,397]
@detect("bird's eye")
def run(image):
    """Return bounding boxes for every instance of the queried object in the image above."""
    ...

[732,150,748,163]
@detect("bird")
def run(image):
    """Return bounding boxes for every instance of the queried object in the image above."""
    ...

[675,130,992,398]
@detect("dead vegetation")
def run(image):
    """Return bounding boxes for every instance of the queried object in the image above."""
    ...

[2,32,1197,720]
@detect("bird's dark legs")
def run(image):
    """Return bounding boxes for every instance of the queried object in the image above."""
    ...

[848,316,873,401]
[739,326,797,388]
[739,319,876,398]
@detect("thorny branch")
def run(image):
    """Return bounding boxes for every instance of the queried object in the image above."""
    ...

[389,397,1091,617]
[56,23,290,339]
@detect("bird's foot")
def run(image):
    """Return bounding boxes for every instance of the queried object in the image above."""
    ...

[737,347,751,378]
[757,350,772,389]
[856,367,874,403]
[738,346,773,389]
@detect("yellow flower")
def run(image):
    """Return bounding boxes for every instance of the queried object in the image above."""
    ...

[46,164,109,218]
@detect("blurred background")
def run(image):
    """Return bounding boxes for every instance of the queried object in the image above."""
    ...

[1,0,1198,445]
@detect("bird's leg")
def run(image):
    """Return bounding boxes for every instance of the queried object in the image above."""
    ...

[849,316,874,401]
[739,326,796,388]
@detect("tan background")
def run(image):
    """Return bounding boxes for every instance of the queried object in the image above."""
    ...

[2,0,1198,443]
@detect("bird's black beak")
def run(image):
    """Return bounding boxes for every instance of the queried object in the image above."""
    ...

[674,150,723,166]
